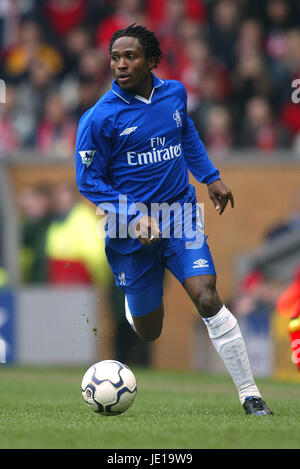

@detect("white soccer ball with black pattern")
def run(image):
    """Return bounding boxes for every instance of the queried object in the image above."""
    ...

[81,360,137,415]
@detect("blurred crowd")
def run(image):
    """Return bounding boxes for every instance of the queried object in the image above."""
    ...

[16,182,109,285]
[0,0,300,160]
[8,180,148,365]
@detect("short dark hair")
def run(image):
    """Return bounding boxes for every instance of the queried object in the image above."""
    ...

[109,24,162,68]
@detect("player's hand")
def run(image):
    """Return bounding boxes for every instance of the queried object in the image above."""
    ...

[134,215,161,245]
[207,180,234,215]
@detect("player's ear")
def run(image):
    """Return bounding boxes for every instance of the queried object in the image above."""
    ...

[148,56,157,70]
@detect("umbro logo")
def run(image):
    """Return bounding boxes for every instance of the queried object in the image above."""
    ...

[120,127,138,136]
[193,259,209,268]
[79,150,96,168]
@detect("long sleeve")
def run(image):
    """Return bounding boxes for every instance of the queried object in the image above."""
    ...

[75,107,143,238]
[181,87,220,185]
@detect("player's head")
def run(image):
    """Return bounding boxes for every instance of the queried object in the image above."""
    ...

[109,24,162,93]
[109,24,162,68]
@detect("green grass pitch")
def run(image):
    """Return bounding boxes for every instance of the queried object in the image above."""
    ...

[0,366,299,449]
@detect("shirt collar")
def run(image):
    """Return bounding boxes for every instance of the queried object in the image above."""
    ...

[112,73,164,104]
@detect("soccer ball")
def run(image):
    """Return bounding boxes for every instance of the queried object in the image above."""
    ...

[81,360,137,415]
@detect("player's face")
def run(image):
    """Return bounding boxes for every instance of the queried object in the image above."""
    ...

[110,36,156,97]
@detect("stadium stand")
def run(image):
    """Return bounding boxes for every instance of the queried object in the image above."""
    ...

[0,0,300,372]
[0,0,299,159]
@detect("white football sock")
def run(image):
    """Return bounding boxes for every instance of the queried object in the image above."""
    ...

[125,296,136,332]
[202,305,261,404]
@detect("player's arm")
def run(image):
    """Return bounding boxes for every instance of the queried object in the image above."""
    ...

[180,86,234,215]
[75,110,143,233]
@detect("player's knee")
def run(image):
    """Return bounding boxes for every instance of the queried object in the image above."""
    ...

[136,323,162,342]
[138,331,161,342]
[136,330,161,342]
[194,282,220,316]
[133,319,163,342]
[132,304,164,342]
[196,290,216,314]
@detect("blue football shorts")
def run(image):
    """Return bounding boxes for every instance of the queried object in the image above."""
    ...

[105,186,216,317]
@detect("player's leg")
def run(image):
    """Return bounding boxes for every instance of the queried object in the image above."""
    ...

[132,306,164,341]
[166,240,273,415]
[183,274,223,317]
[185,273,273,414]
[106,244,165,343]
[183,274,262,398]
[125,291,164,342]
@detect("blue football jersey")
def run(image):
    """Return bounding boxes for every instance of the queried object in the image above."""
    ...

[75,74,220,253]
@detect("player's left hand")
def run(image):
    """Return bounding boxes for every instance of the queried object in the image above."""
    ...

[207,180,234,215]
